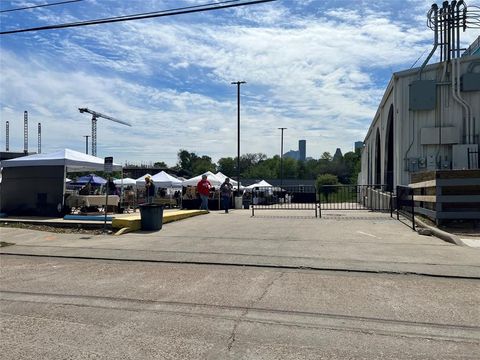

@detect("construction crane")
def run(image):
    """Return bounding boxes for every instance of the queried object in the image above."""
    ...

[78,107,131,156]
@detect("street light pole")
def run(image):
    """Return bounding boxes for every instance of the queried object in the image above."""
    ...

[278,127,287,186]
[83,135,89,154]
[231,81,246,190]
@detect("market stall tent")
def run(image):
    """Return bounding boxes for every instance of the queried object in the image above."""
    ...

[0,148,122,171]
[0,148,122,216]
[181,171,223,187]
[71,174,107,185]
[151,171,182,188]
[215,172,239,187]
[135,173,153,186]
[245,180,273,189]
[113,177,136,186]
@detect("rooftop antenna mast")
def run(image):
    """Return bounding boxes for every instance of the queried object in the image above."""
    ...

[38,123,41,154]
[6,121,9,151]
[78,108,131,157]
[23,110,28,154]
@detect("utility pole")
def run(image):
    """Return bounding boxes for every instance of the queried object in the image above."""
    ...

[278,127,287,186]
[231,81,246,190]
[83,135,90,154]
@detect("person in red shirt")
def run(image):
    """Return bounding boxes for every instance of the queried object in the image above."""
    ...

[197,174,212,211]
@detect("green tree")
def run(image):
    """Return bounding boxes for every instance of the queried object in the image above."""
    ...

[320,152,333,161]
[244,157,279,179]
[316,173,339,202]
[282,157,298,179]
[192,155,216,174]
[177,149,197,173]
[154,161,168,168]
[217,157,235,176]
[239,153,268,176]
[297,160,307,179]
[343,151,361,184]
[177,150,215,175]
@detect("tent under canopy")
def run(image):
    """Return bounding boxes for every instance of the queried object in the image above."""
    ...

[135,173,153,186]
[151,171,182,188]
[182,171,222,187]
[215,172,238,186]
[114,177,136,186]
[0,149,121,216]
[245,180,273,190]
[72,174,107,185]
[0,148,122,171]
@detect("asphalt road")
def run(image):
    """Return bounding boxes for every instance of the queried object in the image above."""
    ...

[1,255,479,359]
[1,210,479,359]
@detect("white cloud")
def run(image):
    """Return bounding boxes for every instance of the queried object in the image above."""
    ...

[2,1,478,165]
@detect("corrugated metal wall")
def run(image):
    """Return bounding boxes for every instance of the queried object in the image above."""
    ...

[360,55,480,187]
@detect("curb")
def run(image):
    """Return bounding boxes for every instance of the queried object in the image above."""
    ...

[415,218,466,246]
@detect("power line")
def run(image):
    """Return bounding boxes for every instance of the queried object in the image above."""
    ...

[0,0,276,35]
[0,0,84,14]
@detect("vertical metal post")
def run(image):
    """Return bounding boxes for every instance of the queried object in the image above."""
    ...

[390,191,393,217]
[278,127,287,186]
[411,187,416,231]
[396,186,400,220]
[83,135,90,155]
[104,180,109,233]
[231,81,246,191]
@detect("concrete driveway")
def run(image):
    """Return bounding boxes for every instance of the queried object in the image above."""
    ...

[1,210,479,277]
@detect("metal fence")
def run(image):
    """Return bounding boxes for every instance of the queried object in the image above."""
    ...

[318,185,393,216]
[250,185,319,217]
[396,185,415,230]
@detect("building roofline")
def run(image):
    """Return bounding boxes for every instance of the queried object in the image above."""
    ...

[362,54,480,143]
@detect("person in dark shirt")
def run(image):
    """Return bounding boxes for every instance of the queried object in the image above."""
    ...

[220,178,233,213]
[107,179,116,195]
[145,176,155,204]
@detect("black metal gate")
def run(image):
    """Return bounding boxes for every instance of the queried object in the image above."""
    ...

[250,185,318,217]
[396,185,415,230]
[318,184,393,217]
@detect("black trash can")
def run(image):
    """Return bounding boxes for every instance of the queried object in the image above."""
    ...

[139,204,164,231]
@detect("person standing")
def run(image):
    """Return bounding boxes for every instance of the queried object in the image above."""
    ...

[145,176,155,204]
[197,174,211,211]
[220,178,233,213]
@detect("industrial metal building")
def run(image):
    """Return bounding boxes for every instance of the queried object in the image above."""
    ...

[359,41,480,190]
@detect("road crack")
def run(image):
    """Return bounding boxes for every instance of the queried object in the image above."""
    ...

[226,271,284,351]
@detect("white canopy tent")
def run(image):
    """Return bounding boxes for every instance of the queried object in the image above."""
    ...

[0,149,122,216]
[0,148,122,171]
[244,180,273,191]
[215,172,239,187]
[182,171,223,187]
[135,173,153,186]
[151,171,182,188]
[113,177,136,186]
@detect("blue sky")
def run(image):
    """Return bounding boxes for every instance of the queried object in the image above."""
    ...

[1,0,478,166]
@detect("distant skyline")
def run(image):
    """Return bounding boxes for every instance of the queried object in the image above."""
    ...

[1,0,478,166]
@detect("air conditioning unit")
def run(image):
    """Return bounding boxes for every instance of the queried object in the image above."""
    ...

[452,144,479,169]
